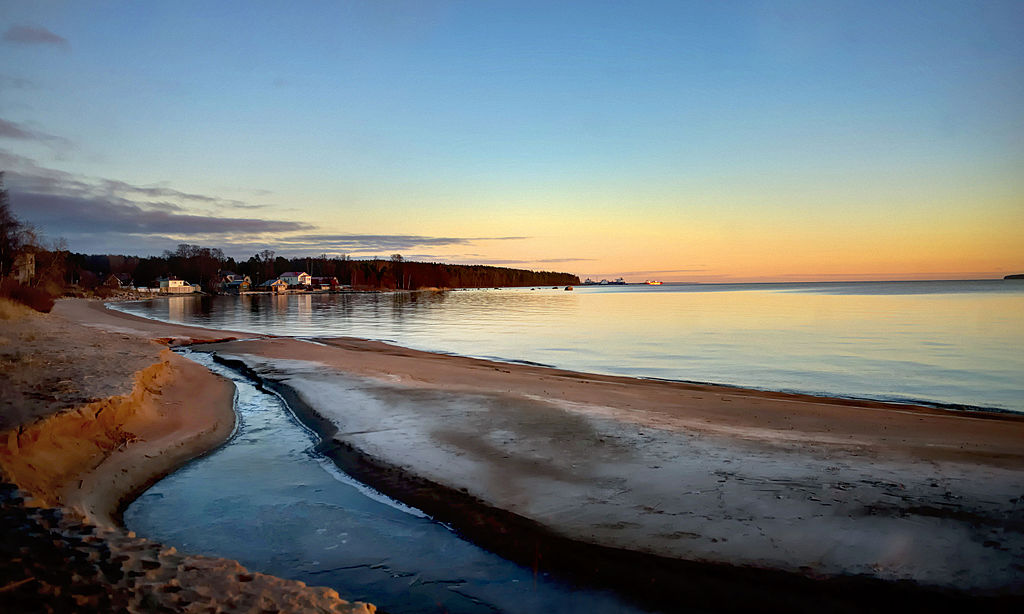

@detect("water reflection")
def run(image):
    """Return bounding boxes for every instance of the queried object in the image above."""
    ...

[167,296,187,322]
[113,282,1024,412]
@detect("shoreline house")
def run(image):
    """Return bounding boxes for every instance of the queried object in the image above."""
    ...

[157,276,194,294]
[216,271,252,294]
[102,273,134,290]
[279,271,312,287]
[259,278,289,293]
[310,276,340,290]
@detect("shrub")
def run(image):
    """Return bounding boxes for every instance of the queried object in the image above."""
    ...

[0,279,55,313]
[0,297,33,320]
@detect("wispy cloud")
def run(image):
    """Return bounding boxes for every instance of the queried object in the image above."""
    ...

[0,119,36,140]
[3,25,69,48]
[221,201,271,210]
[94,178,254,208]
[454,257,594,266]
[1,148,271,212]
[0,75,35,89]
[276,234,529,253]
[603,268,709,276]
[0,118,72,149]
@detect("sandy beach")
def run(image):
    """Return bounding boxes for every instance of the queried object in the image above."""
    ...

[3,298,1023,612]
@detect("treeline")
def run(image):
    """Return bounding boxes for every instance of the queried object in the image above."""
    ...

[68,246,580,291]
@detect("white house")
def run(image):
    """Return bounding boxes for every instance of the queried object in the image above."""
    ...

[279,271,312,286]
[157,277,193,294]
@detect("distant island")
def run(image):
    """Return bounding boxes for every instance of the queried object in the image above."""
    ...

[1004,274,1024,280]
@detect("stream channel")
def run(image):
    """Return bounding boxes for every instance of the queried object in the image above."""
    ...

[124,351,651,613]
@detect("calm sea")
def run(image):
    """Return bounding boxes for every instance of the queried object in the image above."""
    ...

[113,280,1024,413]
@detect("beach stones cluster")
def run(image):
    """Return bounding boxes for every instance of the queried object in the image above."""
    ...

[0,482,375,613]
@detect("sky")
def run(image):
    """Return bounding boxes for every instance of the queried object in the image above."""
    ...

[1,0,1022,282]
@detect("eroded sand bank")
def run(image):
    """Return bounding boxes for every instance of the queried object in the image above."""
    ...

[1,299,244,523]
[195,335,1024,602]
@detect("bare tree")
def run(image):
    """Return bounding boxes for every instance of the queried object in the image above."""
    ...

[0,171,23,278]
[391,254,405,289]
[259,249,276,282]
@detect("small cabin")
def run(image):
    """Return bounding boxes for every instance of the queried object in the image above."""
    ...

[218,273,252,294]
[260,278,289,293]
[102,273,134,289]
[310,276,339,290]
[279,272,312,287]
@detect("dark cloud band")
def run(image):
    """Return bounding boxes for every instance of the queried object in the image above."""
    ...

[10,191,312,236]
[276,234,528,253]
[0,118,71,147]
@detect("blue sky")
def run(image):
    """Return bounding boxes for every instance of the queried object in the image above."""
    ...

[2,1,1022,280]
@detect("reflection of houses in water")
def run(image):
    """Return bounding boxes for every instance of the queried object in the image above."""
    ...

[295,293,312,325]
[167,296,187,322]
[271,292,289,312]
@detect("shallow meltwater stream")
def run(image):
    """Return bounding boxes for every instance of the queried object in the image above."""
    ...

[124,352,648,614]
